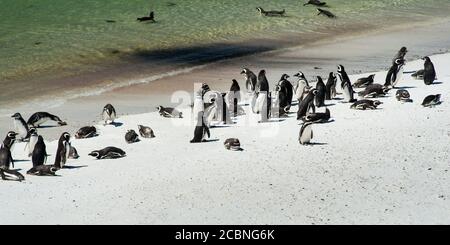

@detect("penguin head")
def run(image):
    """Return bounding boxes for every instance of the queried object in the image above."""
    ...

[337,65,345,73]
[422,56,431,62]
[50,167,58,174]
[280,74,290,81]
[256,7,263,13]
[156,106,163,112]
[435,94,442,102]
[311,88,319,96]
[11,113,22,119]
[395,58,405,65]
[316,76,323,83]
[400,47,408,53]
[88,151,100,158]
[29,127,37,136]
[6,131,17,139]
[61,132,70,142]
[240,68,248,75]
[373,100,383,107]
[37,135,44,143]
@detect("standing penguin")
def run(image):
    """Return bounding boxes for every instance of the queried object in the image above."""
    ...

[102,104,117,125]
[299,122,314,145]
[26,128,38,157]
[297,89,318,120]
[241,68,258,93]
[225,79,241,117]
[54,132,71,169]
[315,76,326,107]
[423,56,436,85]
[342,81,356,103]
[278,74,294,111]
[325,72,337,100]
[190,111,210,143]
[32,135,47,167]
[293,72,310,102]
[0,146,24,181]
[337,65,351,90]
[2,131,17,151]
[256,70,271,120]
[385,58,405,88]
[11,113,29,141]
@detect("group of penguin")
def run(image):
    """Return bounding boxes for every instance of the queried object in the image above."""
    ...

[0,105,155,181]
[257,0,336,19]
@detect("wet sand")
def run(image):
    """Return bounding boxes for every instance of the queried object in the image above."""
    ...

[1,18,450,140]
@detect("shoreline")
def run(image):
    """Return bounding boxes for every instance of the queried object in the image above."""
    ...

[2,52,450,224]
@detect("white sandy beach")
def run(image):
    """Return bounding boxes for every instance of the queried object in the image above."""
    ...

[1,52,449,224]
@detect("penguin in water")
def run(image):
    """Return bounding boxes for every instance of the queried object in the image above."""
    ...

[225,79,241,116]
[137,11,155,22]
[75,126,97,139]
[2,131,17,150]
[422,94,441,107]
[25,128,38,157]
[11,113,30,141]
[241,68,257,93]
[138,125,155,138]
[103,104,117,125]
[31,135,48,167]
[190,111,210,143]
[27,112,67,128]
[293,72,311,102]
[89,147,126,159]
[303,0,327,6]
[423,56,436,85]
[393,47,408,65]
[385,58,405,88]
[54,132,71,169]
[315,76,326,107]
[325,72,337,100]
[125,130,140,143]
[297,88,318,120]
[353,74,375,88]
[299,122,314,145]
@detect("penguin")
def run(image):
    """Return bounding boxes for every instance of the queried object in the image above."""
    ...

[315,76,326,107]
[303,0,327,6]
[256,7,285,17]
[125,129,140,143]
[256,70,271,120]
[137,11,155,22]
[0,146,14,169]
[293,72,311,102]
[411,69,425,80]
[421,94,441,107]
[138,125,155,138]
[103,104,117,125]
[299,122,314,145]
[193,88,205,123]
[358,84,389,98]
[353,74,375,88]
[385,58,405,88]
[221,92,233,124]
[203,91,232,126]
[271,85,287,118]
[423,56,436,85]
[89,147,126,159]
[54,132,71,169]
[25,128,38,157]
[68,144,79,159]
[240,68,257,93]
[251,91,270,122]
[0,168,25,181]
[297,88,318,120]
[11,113,30,141]
[337,65,351,90]
[350,100,382,110]
[278,74,294,111]
[2,131,17,150]
[225,79,241,116]
[325,72,337,100]
[393,47,408,65]
[157,106,183,118]
[27,165,58,176]
[32,135,47,167]
[75,126,97,139]
[342,81,356,103]
[317,8,336,18]
[301,108,331,123]
[190,111,210,143]
[396,89,413,103]
[27,112,67,128]
[224,138,243,151]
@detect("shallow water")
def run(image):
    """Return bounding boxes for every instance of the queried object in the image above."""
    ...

[1,0,450,107]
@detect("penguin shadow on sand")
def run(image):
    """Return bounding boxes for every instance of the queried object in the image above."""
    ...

[62,165,88,170]
[106,121,123,127]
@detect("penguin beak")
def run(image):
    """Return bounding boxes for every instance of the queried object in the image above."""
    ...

[240,70,245,74]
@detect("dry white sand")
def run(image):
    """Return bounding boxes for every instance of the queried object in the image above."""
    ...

[1,53,449,225]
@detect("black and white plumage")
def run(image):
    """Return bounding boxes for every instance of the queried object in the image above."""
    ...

[256,7,285,17]
[411,69,425,80]
[11,113,29,141]
[358,84,389,98]
[225,79,241,116]
[325,72,337,100]
[299,122,314,145]
[137,11,155,22]
[353,74,375,88]
[0,168,25,181]
[75,126,97,139]
[241,68,257,93]
[32,135,47,167]
[125,130,140,143]
[393,47,408,65]
[89,147,126,160]
[138,125,155,138]
[255,70,271,120]
[103,104,117,125]
[315,76,326,107]
[27,112,66,128]
[317,8,336,18]
[251,91,270,122]
[190,111,210,143]
[68,144,79,159]
[350,100,382,110]
[301,108,331,123]
[396,89,413,103]
[27,165,58,176]
[293,72,311,102]
[342,81,356,103]
[384,58,405,88]
[25,128,38,157]
[0,147,14,170]
[278,74,294,112]
[423,56,436,85]
[303,0,327,6]
[297,88,318,120]
[2,131,17,151]
[421,94,441,107]
[157,106,183,118]
[337,65,351,89]
[54,132,71,169]
[224,138,243,151]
